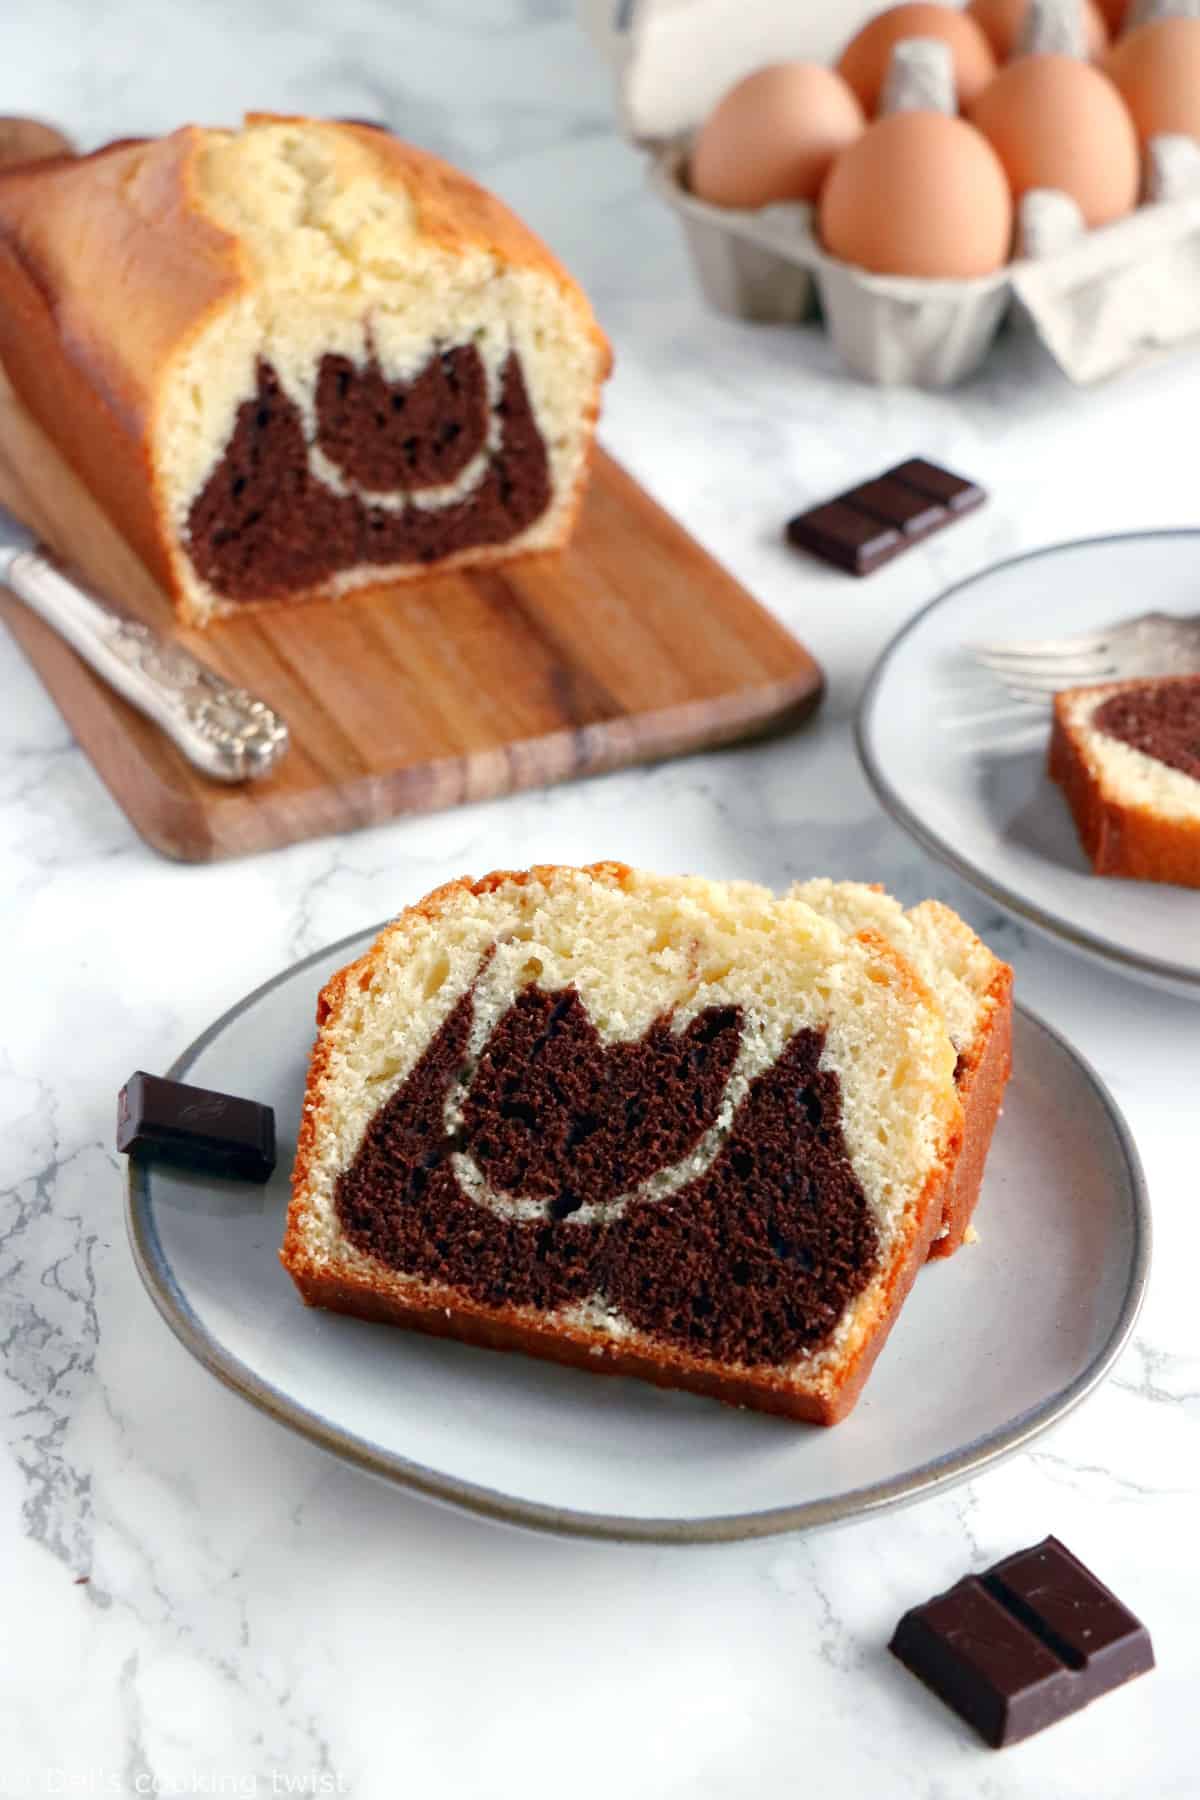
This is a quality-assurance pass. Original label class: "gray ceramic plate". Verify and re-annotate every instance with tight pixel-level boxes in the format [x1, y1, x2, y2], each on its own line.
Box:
[858, 532, 1200, 998]
[127, 928, 1149, 1543]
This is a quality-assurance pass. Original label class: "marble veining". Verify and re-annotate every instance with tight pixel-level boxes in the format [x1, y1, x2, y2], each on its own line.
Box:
[0, 3, 1196, 1795]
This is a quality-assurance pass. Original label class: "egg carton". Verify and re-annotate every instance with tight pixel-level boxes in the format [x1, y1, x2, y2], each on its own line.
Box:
[651, 143, 1200, 386]
[587, 0, 1200, 387]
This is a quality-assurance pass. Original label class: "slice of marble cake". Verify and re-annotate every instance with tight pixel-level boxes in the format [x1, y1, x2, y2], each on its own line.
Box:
[282, 863, 963, 1424]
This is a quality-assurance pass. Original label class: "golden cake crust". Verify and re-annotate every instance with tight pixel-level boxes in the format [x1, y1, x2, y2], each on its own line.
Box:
[929, 956, 1012, 1258]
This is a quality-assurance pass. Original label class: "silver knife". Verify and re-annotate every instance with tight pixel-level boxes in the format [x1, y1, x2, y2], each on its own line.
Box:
[0, 513, 289, 783]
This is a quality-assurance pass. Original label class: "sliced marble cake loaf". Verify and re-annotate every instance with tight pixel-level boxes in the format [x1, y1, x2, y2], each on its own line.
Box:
[282, 864, 963, 1424]
[1050, 675, 1200, 888]
[0, 115, 610, 624]
[792, 879, 1013, 1258]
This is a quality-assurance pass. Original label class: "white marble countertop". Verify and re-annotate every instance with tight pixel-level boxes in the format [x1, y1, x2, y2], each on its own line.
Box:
[2, 4, 1197, 1795]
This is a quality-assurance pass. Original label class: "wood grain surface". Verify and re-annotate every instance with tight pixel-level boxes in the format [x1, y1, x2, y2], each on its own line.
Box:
[0, 376, 823, 861]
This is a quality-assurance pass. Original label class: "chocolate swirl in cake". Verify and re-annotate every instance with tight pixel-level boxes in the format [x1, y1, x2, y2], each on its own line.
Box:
[334, 982, 880, 1367]
[1093, 677, 1200, 783]
[185, 346, 551, 601]
[313, 345, 489, 492]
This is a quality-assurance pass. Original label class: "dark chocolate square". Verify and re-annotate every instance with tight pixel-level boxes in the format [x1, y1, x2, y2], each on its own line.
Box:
[842, 476, 948, 540]
[984, 1538, 1154, 1679]
[117, 1071, 276, 1183]
[785, 500, 903, 576]
[890, 1537, 1154, 1750]
[892, 1579, 1071, 1747]
[784, 456, 985, 578]
[890, 457, 986, 515]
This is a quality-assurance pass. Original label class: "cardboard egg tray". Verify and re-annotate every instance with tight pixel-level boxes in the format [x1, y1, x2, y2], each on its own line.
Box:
[585, 0, 1200, 387]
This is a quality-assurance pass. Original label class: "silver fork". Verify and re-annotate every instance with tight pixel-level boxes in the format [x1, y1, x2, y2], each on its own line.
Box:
[968, 610, 1200, 705]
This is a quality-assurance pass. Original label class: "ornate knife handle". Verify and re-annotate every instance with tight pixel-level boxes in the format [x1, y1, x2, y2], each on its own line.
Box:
[2, 542, 288, 783]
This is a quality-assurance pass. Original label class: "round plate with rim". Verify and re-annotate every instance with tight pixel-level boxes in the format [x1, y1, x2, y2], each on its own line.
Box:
[857, 531, 1200, 997]
[127, 925, 1148, 1543]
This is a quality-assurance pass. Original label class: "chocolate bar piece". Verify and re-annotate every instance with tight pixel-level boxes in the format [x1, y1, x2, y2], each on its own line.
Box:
[785, 500, 903, 576]
[891, 456, 986, 515]
[842, 476, 946, 540]
[890, 1536, 1153, 1748]
[785, 457, 985, 577]
[117, 1070, 276, 1183]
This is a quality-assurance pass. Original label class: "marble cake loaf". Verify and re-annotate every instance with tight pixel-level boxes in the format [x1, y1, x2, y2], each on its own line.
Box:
[0, 115, 611, 625]
[792, 880, 1013, 1259]
[1050, 675, 1200, 888]
[282, 864, 964, 1424]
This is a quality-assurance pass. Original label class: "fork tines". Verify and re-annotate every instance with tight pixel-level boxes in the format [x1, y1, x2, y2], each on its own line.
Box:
[970, 631, 1111, 659]
[967, 608, 1200, 702]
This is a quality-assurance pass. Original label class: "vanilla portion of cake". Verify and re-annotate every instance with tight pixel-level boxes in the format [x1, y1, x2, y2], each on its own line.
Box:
[792, 878, 999, 1053]
[791, 877, 1014, 1259]
[149, 119, 606, 620]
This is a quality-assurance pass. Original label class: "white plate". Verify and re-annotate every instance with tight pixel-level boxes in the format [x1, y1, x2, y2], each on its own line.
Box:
[126, 928, 1148, 1543]
[857, 532, 1200, 997]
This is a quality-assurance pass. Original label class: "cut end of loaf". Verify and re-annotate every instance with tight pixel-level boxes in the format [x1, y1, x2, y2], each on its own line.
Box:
[283, 865, 964, 1422]
[151, 118, 609, 623]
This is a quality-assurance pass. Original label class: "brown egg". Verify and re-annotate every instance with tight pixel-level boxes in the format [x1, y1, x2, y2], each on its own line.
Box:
[1105, 17, 1200, 145]
[969, 55, 1139, 226]
[0, 116, 75, 172]
[836, 5, 998, 114]
[688, 63, 865, 209]
[820, 112, 1013, 277]
[966, 0, 1109, 62]
[1095, 0, 1129, 31]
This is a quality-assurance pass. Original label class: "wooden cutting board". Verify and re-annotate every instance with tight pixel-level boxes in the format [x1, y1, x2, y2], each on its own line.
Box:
[0, 375, 822, 861]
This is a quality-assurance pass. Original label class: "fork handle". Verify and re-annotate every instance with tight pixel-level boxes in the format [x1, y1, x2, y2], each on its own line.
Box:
[1, 542, 289, 783]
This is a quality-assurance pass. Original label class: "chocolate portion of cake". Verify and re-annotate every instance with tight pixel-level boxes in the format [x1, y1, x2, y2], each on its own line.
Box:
[314, 344, 488, 491]
[1092, 677, 1200, 783]
[461, 988, 743, 1211]
[334, 983, 880, 1365]
[185, 348, 551, 601]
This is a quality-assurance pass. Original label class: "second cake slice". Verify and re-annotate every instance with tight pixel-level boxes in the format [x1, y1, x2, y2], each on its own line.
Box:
[792, 879, 1013, 1257]
[1049, 675, 1200, 888]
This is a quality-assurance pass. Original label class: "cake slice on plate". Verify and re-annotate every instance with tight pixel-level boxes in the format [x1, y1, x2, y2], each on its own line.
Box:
[791, 879, 1013, 1258]
[0, 115, 611, 625]
[1050, 675, 1200, 888]
[283, 863, 963, 1424]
